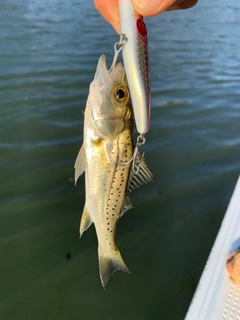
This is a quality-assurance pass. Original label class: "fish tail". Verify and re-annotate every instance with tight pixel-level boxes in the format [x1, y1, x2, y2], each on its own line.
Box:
[99, 248, 131, 289]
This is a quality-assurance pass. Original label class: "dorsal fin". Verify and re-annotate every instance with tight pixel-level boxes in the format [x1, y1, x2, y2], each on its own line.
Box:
[74, 145, 86, 185]
[128, 151, 153, 192]
[79, 206, 93, 237]
[120, 195, 133, 217]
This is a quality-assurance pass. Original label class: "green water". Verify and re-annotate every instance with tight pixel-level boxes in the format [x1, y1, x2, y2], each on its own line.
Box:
[1, 0, 240, 319]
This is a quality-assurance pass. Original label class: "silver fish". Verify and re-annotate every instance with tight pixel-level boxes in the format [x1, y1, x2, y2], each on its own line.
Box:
[74, 54, 153, 288]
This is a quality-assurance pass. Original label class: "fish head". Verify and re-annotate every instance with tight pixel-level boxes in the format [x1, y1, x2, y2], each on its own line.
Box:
[88, 54, 132, 139]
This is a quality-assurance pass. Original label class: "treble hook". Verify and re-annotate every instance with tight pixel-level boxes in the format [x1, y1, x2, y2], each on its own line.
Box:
[120, 134, 146, 175]
[132, 134, 146, 174]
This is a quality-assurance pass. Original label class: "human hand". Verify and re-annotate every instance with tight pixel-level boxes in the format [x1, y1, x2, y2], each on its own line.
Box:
[94, 0, 198, 34]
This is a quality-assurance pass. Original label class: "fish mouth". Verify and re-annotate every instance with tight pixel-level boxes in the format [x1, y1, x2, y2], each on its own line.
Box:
[96, 54, 108, 74]
[94, 54, 125, 82]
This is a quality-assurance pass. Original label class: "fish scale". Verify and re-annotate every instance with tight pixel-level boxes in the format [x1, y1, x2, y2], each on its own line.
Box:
[102, 136, 133, 248]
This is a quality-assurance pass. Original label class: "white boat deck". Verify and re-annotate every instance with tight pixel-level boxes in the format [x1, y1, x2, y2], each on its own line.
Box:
[185, 176, 240, 320]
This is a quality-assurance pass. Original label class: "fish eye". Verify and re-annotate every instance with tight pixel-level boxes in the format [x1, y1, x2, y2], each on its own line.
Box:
[112, 85, 129, 104]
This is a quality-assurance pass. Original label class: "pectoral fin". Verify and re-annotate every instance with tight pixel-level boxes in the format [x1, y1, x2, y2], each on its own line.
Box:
[103, 140, 116, 165]
[74, 145, 86, 185]
[79, 206, 92, 237]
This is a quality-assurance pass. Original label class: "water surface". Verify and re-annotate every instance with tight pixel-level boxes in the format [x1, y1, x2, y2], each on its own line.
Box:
[1, 0, 240, 319]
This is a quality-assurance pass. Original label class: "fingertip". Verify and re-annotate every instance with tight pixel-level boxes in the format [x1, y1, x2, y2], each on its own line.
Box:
[167, 0, 198, 10]
[94, 0, 120, 34]
[111, 21, 121, 34]
[132, 0, 197, 16]
[132, 0, 175, 16]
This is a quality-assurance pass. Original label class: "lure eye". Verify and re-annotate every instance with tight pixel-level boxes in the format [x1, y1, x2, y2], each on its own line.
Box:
[116, 89, 125, 99]
[112, 85, 129, 104]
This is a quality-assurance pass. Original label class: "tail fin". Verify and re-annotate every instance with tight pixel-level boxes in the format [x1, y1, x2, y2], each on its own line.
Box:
[99, 249, 131, 289]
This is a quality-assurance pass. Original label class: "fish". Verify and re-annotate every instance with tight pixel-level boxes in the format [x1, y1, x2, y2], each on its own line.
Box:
[74, 54, 153, 288]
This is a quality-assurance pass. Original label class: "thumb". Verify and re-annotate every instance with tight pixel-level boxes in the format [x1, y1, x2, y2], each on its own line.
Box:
[131, 0, 177, 16]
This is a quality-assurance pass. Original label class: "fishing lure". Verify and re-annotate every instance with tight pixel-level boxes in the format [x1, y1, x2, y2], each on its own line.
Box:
[118, 0, 151, 135]
[110, 35, 147, 175]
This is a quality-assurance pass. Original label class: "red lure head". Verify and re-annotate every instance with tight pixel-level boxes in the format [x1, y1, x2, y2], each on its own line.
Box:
[137, 19, 147, 37]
